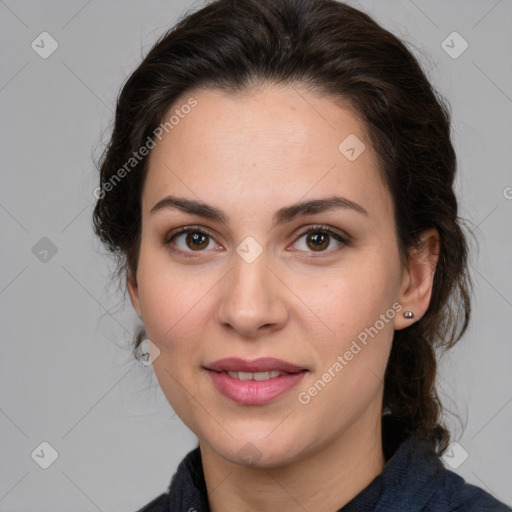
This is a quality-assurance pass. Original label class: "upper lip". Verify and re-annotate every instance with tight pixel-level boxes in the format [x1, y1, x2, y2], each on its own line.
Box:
[205, 357, 308, 373]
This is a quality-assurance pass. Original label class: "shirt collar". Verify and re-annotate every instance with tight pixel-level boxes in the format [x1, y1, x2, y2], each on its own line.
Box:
[167, 415, 443, 512]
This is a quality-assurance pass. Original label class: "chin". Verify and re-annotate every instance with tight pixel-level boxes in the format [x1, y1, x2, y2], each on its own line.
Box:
[201, 427, 309, 469]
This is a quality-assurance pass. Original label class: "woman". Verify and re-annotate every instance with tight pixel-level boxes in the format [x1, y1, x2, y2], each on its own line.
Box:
[92, 0, 511, 510]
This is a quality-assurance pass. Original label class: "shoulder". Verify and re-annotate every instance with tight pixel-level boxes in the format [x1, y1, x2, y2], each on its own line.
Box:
[134, 492, 169, 512]
[133, 445, 208, 512]
[433, 467, 511, 512]
[378, 426, 511, 512]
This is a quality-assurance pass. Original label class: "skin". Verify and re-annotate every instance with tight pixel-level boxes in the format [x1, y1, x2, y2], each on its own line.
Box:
[127, 83, 439, 512]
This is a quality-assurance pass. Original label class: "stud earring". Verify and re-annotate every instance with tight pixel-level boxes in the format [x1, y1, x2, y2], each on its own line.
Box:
[403, 311, 414, 319]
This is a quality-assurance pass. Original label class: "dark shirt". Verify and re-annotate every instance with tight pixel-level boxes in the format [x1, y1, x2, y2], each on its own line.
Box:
[135, 416, 511, 511]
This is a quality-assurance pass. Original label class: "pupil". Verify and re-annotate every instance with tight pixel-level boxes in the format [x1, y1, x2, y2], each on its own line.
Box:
[308, 232, 329, 251]
[187, 232, 208, 250]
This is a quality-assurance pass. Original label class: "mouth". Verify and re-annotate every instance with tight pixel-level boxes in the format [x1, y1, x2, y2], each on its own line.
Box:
[204, 357, 309, 404]
[219, 370, 299, 381]
[204, 356, 308, 374]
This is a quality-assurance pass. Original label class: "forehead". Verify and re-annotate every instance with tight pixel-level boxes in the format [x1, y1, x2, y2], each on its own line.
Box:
[143, 84, 392, 222]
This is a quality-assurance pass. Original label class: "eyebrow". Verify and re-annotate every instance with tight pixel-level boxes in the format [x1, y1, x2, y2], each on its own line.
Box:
[150, 195, 369, 226]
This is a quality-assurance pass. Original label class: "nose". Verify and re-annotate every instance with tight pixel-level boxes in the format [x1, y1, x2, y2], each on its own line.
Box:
[216, 252, 289, 337]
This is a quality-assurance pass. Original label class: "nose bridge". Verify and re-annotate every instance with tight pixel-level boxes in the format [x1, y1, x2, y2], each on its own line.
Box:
[217, 249, 288, 335]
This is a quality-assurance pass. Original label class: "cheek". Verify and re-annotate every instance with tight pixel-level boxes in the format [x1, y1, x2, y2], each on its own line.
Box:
[295, 257, 399, 337]
[135, 248, 213, 355]
[292, 253, 399, 397]
[137, 260, 214, 417]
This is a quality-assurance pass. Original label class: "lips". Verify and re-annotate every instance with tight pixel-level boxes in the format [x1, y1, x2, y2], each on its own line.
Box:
[205, 357, 307, 374]
[204, 357, 308, 405]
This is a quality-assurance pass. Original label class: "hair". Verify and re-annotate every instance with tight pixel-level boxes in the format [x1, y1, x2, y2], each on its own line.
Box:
[92, 0, 472, 455]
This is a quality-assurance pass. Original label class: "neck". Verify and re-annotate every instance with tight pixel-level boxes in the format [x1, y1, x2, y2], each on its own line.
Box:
[201, 406, 386, 512]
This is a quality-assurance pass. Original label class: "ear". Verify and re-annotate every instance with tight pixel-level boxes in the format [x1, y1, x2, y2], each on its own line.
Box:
[394, 228, 440, 330]
[127, 271, 142, 319]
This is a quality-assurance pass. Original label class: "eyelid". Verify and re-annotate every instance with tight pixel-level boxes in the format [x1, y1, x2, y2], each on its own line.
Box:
[163, 224, 219, 243]
[288, 224, 351, 254]
[293, 223, 351, 242]
[163, 225, 224, 256]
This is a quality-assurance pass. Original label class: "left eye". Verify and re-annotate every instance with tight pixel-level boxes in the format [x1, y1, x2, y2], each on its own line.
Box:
[291, 227, 348, 253]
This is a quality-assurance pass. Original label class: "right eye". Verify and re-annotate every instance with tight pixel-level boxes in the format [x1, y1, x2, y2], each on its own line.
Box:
[163, 226, 223, 255]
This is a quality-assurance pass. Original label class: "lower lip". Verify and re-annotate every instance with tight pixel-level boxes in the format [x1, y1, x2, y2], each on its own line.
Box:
[206, 370, 308, 405]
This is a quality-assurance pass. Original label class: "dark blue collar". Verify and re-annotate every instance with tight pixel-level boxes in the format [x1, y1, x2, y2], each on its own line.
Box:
[139, 415, 510, 511]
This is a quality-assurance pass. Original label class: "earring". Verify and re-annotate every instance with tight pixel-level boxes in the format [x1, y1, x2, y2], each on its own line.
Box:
[403, 311, 414, 319]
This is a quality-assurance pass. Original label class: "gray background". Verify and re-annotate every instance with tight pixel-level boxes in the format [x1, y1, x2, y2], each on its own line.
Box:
[1, 0, 511, 510]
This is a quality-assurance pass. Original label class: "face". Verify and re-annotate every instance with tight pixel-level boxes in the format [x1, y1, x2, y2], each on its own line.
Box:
[128, 84, 412, 468]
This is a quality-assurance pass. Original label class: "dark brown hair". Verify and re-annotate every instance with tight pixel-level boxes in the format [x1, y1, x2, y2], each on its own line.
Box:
[93, 0, 472, 455]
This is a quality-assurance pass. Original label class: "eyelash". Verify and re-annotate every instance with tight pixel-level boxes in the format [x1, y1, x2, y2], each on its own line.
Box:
[163, 224, 350, 258]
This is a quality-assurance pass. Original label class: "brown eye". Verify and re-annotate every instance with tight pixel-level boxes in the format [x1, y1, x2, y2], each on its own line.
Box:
[291, 226, 349, 254]
[185, 232, 210, 250]
[164, 227, 219, 254]
[306, 232, 330, 251]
